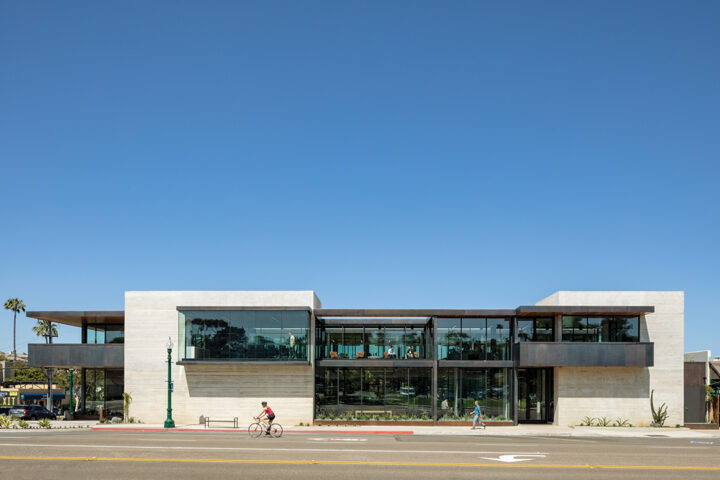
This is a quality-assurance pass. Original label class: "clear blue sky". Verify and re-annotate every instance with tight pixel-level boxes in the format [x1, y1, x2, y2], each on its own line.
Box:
[1, 1, 718, 355]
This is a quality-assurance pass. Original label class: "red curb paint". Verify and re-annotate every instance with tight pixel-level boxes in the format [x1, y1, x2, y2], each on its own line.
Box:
[91, 427, 413, 435]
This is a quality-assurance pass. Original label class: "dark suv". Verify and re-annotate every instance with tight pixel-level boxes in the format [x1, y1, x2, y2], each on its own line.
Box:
[9, 405, 57, 420]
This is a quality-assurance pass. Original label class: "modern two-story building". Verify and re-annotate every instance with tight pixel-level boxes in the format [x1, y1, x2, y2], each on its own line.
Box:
[27, 290, 684, 426]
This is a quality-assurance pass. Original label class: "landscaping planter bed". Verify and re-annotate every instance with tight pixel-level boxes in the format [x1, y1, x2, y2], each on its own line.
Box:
[437, 421, 513, 427]
[684, 423, 719, 430]
[315, 420, 433, 426]
[313, 420, 514, 426]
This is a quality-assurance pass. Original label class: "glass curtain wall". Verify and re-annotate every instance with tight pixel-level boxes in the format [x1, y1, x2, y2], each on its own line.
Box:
[180, 310, 309, 361]
[316, 325, 429, 359]
[562, 316, 639, 342]
[437, 368, 510, 420]
[315, 367, 432, 420]
[85, 324, 124, 344]
[438, 318, 511, 360]
[82, 369, 124, 417]
[517, 318, 554, 342]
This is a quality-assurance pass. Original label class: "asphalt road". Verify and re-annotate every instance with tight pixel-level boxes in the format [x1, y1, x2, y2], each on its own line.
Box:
[0, 429, 718, 479]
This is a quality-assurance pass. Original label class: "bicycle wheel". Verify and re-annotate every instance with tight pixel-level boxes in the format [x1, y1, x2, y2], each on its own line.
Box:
[248, 422, 264, 438]
[270, 423, 283, 438]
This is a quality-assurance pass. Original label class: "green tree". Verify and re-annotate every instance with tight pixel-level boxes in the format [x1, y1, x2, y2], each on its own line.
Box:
[8, 366, 47, 383]
[32, 320, 58, 344]
[4, 298, 26, 363]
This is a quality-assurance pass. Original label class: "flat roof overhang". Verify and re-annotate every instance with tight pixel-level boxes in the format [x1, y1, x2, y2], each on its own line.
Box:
[315, 309, 517, 318]
[26, 311, 124, 328]
[316, 306, 654, 318]
[515, 306, 655, 316]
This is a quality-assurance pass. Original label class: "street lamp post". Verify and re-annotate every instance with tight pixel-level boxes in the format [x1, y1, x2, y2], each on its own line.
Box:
[164, 337, 175, 428]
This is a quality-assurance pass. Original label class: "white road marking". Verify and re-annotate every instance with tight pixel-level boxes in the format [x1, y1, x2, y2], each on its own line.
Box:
[135, 439, 198, 442]
[0, 443, 546, 456]
[481, 454, 547, 463]
[309, 438, 368, 442]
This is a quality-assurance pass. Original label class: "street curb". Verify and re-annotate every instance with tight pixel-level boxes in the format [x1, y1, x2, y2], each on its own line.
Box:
[91, 426, 414, 435]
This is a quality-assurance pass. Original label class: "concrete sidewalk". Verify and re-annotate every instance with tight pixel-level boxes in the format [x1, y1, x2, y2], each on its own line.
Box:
[89, 422, 720, 439]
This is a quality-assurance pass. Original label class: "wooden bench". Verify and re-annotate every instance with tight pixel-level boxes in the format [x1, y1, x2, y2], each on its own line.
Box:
[355, 410, 392, 418]
[204, 417, 239, 428]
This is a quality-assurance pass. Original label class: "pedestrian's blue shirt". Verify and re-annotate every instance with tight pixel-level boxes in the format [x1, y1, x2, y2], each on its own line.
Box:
[474, 405, 482, 416]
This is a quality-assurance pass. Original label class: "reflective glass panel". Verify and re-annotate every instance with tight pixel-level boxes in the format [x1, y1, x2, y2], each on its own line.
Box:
[613, 316, 639, 342]
[367, 328, 385, 358]
[437, 367, 460, 418]
[534, 318, 554, 341]
[180, 310, 309, 361]
[461, 318, 486, 360]
[344, 328, 364, 359]
[586, 317, 603, 342]
[562, 316, 586, 342]
[326, 328, 343, 359]
[437, 318, 462, 360]
[517, 320, 534, 342]
[487, 318, 510, 360]
[403, 327, 424, 359]
[384, 328, 404, 359]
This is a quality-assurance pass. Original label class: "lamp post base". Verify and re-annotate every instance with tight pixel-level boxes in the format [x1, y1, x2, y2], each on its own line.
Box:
[164, 418, 175, 428]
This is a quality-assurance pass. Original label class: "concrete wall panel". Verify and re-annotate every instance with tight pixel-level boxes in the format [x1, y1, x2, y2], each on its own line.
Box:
[124, 291, 318, 425]
[537, 291, 684, 426]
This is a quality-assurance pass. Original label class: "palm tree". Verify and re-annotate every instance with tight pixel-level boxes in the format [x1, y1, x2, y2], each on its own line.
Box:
[4, 298, 26, 362]
[33, 320, 58, 344]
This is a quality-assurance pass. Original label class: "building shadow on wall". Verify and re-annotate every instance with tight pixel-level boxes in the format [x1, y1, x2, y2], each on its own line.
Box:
[183, 365, 312, 398]
[559, 367, 650, 398]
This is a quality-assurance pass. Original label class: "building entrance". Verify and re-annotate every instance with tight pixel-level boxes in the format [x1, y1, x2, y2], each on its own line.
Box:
[517, 368, 553, 423]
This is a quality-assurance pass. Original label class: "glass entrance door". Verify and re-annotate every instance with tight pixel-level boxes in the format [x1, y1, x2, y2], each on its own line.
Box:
[517, 368, 553, 423]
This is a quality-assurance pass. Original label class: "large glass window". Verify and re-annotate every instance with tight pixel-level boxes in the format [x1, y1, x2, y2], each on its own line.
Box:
[562, 316, 640, 342]
[316, 367, 432, 420]
[487, 318, 510, 360]
[438, 317, 511, 360]
[343, 328, 364, 359]
[437, 318, 463, 360]
[384, 328, 404, 359]
[85, 325, 124, 344]
[403, 327, 425, 359]
[437, 368, 510, 421]
[517, 318, 554, 342]
[316, 325, 431, 359]
[461, 318, 486, 360]
[180, 309, 310, 361]
[613, 316, 639, 342]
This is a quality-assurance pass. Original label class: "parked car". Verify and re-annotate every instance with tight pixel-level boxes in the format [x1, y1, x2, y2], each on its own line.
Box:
[0, 406, 11, 416]
[8, 405, 57, 420]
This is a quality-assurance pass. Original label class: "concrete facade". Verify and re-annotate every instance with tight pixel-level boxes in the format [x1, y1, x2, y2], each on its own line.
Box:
[124, 291, 321, 425]
[28, 289, 684, 427]
[537, 291, 684, 426]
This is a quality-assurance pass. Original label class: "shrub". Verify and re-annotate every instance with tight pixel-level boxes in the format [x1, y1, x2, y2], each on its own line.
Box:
[614, 418, 630, 427]
[0, 415, 13, 429]
[650, 390, 669, 427]
[16, 419, 29, 429]
[579, 416, 596, 426]
[38, 418, 52, 429]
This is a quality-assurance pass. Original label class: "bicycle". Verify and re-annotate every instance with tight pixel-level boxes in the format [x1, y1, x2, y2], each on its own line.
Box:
[248, 416, 283, 438]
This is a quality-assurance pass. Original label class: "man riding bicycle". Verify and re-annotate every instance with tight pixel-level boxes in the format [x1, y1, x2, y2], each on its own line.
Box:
[255, 401, 276, 436]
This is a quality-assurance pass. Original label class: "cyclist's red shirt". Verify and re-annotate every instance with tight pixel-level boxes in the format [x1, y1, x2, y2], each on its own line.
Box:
[264, 406, 274, 415]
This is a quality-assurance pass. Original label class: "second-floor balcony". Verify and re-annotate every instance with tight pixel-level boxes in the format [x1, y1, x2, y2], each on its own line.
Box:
[516, 342, 654, 367]
[28, 343, 124, 368]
